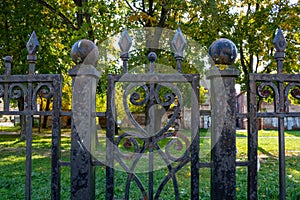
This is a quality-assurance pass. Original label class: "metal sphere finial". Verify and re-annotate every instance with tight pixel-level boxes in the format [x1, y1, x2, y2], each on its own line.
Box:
[209, 38, 237, 65]
[3, 56, 13, 63]
[148, 52, 157, 63]
[70, 39, 99, 66]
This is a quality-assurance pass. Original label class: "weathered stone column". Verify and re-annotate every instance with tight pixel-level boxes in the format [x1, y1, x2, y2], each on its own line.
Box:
[207, 38, 239, 200]
[69, 39, 100, 200]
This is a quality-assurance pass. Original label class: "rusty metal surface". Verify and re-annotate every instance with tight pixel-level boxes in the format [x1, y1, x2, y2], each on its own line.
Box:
[3, 27, 299, 200]
[246, 29, 298, 200]
[0, 32, 62, 200]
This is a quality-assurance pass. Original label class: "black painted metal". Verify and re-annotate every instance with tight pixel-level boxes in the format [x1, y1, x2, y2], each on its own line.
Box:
[4, 28, 299, 200]
[1, 31, 62, 200]
[106, 72, 200, 199]
[105, 28, 200, 200]
[247, 29, 300, 200]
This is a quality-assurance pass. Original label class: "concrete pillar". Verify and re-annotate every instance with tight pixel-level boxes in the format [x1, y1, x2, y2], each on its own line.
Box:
[69, 39, 100, 200]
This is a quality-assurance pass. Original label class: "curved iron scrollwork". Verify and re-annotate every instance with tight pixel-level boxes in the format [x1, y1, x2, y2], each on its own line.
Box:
[165, 132, 191, 162]
[257, 82, 279, 112]
[115, 81, 191, 199]
[290, 85, 300, 99]
[9, 83, 28, 100]
[32, 83, 54, 111]
[284, 83, 300, 111]
[114, 130, 191, 199]
[128, 84, 150, 106]
[123, 83, 150, 137]
[123, 82, 182, 138]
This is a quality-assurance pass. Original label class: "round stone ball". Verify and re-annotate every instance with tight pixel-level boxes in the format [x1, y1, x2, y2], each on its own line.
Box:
[70, 39, 98, 66]
[209, 38, 237, 65]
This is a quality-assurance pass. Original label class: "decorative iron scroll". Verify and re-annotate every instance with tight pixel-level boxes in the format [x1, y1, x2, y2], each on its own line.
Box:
[256, 81, 300, 113]
[123, 82, 182, 138]
[32, 83, 55, 111]
[284, 83, 300, 112]
[257, 82, 279, 112]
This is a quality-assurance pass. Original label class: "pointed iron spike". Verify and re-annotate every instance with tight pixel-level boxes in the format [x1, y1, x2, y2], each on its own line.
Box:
[171, 27, 187, 58]
[273, 28, 286, 52]
[177, 27, 182, 34]
[118, 28, 132, 53]
[26, 30, 40, 54]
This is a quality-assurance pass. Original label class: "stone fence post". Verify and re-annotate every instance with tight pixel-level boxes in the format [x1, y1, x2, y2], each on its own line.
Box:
[207, 38, 239, 200]
[69, 39, 100, 200]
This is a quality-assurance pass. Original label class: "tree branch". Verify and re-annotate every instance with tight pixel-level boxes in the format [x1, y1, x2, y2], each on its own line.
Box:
[124, 0, 145, 26]
[239, 42, 249, 76]
[255, 54, 259, 73]
[158, 3, 167, 27]
[36, 0, 78, 30]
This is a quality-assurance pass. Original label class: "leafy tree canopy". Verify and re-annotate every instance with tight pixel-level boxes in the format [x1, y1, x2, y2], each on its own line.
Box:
[0, 0, 299, 91]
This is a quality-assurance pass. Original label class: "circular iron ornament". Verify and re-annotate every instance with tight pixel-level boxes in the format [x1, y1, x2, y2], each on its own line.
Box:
[72, 27, 226, 176]
[209, 38, 237, 65]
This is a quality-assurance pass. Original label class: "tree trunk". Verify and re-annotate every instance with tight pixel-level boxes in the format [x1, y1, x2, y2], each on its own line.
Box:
[38, 96, 43, 133]
[42, 98, 51, 128]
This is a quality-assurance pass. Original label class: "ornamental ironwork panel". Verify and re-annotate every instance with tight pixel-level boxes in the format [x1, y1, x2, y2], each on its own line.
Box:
[105, 28, 200, 200]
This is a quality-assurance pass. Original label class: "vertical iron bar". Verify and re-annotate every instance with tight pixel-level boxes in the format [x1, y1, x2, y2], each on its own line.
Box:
[148, 146, 154, 200]
[148, 82, 155, 200]
[175, 57, 183, 73]
[171, 28, 186, 74]
[51, 75, 62, 200]
[147, 52, 157, 200]
[25, 114, 33, 200]
[25, 31, 38, 200]
[121, 53, 129, 74]
[278, 117, 286, 200]
[273, 28, 287, 200]
[25, 80, 33, 200]
[247, 74, 258, 200]
[106, 74, 115, 200]
[278, 81, 286, 200]
[119, 29, 132, 74]
[191, 75, 200, 200]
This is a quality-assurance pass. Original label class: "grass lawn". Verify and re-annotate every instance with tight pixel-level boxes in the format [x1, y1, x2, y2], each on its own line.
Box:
[0, 127, 299, 199]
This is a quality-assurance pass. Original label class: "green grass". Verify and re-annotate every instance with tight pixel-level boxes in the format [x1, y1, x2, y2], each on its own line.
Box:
[0, 128, 299, 199]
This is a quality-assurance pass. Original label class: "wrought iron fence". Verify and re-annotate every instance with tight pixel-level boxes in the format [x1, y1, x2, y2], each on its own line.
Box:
[1, 28, 299, 200]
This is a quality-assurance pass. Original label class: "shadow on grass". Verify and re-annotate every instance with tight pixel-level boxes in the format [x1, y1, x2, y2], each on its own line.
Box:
[258, 146, 275, 158]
